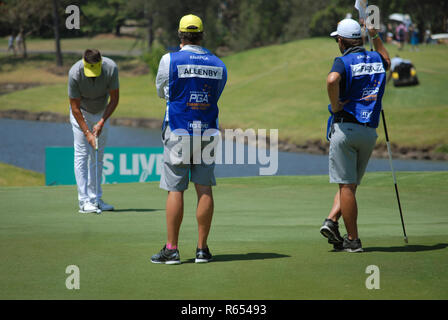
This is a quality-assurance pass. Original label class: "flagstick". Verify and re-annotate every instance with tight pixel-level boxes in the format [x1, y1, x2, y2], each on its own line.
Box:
[358, 2, 408, 244]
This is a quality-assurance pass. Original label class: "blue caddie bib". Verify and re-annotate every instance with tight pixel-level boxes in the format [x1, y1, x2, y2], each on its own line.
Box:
[166, 48, 227, 135]
[339, 50, 386, 128]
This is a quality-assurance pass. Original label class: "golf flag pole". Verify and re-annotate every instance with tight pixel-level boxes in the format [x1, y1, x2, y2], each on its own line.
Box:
[381, 112, 408, 243]
[354, 0, 408, 243]
[355, 0, 373, 50]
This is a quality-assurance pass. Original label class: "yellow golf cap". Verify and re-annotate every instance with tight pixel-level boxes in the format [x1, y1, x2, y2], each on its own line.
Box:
[179, 14, 203, 33]
[83, 58, 102, 77]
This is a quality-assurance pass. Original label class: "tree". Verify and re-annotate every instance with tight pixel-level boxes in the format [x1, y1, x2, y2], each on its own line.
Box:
[281, 0, 328, 41]
[81, 0, 128, 35]
[52, 0, 63, 66]
[0, 0, 52, 58]
[309, 2, 352, 37]
[118, 0, 158, 49]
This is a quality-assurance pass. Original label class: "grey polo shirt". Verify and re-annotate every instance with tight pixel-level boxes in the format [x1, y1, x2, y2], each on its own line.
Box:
[68, 57, 119, 114]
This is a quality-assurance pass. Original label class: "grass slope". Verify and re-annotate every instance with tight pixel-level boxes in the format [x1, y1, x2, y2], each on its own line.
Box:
[1, 38, 447, 147]
[0, 162, 44, 186]
[0, 172, 447, 300]
[0, 35, 142, 53]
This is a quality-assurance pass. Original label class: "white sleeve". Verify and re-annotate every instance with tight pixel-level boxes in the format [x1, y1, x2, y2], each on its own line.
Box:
[155, 53, 170, 100]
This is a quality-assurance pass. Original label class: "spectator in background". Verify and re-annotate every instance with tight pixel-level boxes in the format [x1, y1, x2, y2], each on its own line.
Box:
[396, 23, 407, 50]
[387, 31, 394, 44]
[386, 23, 394, 44]
[379, 23, 387, 42]
[403, 14, 412, 30]
[424, 29, 432, 45]
[7, 34, 16, 56]
[15, 32, 23, 55]
[409, 25, 419, 51]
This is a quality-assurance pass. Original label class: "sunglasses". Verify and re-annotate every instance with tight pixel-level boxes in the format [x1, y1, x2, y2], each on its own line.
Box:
[335, 36, 340, 43]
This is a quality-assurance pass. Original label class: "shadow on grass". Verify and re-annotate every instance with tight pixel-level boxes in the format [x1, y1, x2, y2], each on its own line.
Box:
[112, 208, 162, 213]
[184, 252, 290, 264]
[364, 243, 448, 253]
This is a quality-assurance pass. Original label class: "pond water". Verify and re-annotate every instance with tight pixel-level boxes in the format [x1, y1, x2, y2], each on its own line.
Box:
[1, 118, 447, 178]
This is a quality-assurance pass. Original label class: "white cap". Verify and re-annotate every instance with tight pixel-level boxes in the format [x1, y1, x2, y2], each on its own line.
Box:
[330, 19, 362, 39]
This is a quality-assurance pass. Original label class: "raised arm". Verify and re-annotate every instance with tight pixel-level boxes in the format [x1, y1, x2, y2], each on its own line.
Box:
[368, 28, 391, 71]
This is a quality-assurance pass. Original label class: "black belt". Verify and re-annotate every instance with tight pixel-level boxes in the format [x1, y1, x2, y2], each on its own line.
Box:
[333, 117, 372, 128]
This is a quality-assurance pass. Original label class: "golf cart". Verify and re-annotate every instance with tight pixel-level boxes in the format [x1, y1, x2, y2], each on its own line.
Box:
[389, 57, 420, 87]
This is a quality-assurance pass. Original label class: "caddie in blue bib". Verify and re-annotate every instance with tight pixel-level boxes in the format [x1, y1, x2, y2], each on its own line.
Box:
[152, 14, 229, 264]
[326, 47, 387, 141]
[339, 50, 386, 127]
[321, 18, 391, 252]
[167, 48, 227, 135]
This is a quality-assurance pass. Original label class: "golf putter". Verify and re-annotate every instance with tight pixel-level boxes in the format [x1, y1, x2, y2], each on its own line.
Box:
[95, 136, 101, 214]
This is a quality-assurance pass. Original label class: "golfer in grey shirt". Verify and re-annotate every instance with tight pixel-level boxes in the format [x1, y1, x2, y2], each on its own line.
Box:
[68, 49, 119, 213]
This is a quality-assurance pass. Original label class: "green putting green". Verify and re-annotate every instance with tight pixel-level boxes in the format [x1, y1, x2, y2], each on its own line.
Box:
[0, 172, 447, 299]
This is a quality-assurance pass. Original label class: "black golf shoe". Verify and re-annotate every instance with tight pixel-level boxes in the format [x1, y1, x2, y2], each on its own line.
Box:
[150, 245, 181, 264]
[320, 219, 344, 246]
[343, 235, 363, 253]
[195, 247, 212, 263]
[332, 242, 344, 251]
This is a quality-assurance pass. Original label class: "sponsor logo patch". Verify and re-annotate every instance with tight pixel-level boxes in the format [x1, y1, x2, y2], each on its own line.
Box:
[187, 89, 212, 109]
[361, 110, 373, 119]
[351, 62, 385, 77]
[188, 121, 209, 130]
[178, 64, 223, 79]
[361, 86, 380, 101]
[190, 55, 209, 61]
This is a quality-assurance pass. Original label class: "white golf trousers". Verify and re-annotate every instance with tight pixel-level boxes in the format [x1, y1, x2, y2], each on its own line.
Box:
[70, 108, 109, 205]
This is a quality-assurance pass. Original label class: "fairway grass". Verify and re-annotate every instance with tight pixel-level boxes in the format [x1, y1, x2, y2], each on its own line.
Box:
[0, 162, 44, 187]
[0, 172, 447, 300]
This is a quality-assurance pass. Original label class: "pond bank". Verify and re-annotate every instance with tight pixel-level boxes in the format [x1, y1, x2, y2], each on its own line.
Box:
[1, 109, 446, 161]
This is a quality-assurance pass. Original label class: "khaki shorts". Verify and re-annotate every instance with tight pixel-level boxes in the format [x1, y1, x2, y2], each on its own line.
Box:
[329, 122, 378, 185]
[159, 125, 217, 192]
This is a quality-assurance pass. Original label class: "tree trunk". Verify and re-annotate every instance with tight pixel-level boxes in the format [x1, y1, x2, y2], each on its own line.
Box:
[143, 1, 154, 50]
[147, 14, 153, 50]
[115, 23, 121, 37]
[52, 0, 63, 66]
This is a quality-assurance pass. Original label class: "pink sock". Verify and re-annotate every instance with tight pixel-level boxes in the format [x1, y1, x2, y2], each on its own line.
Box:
[166, 243, 177, 250]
